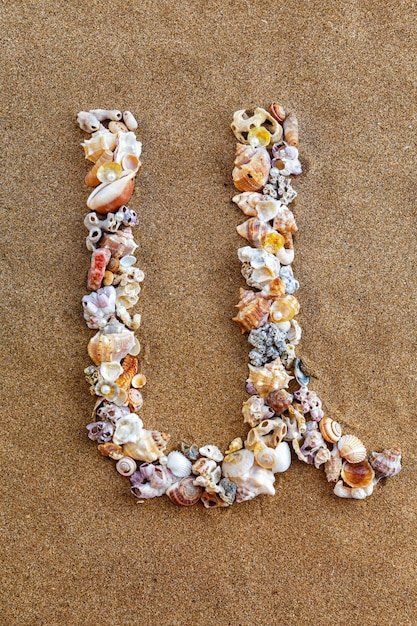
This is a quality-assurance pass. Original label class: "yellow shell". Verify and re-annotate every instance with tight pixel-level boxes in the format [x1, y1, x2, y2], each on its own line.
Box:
[232, 144, 271, 192]
[247, 358, 293, 399]
[85, 150, 114, 187]
[233, 288, 272, 334]
[96, 161, 123, 184]
[338, 434, 367, 463]
[261, 232, 285, 254]
[247, 126, 271, 148]
[319, 417, 342, 443]
[269, 295, 300, 324]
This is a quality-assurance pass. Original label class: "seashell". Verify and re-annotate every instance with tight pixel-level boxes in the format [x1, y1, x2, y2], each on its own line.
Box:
[181, 442, 200, 461]
[103, 270, 114, 286]
[87, 247, 111, 291]
[119, 254, 137, 268]
[85, 150, 114, 187]
[86, 421, 114, 443]
[88, 319, 135, 365]
[280, 265, 299, 295]
[294, 358, 310, 386]
[113, 413, 143, 445]
[222, 449, 255, 480]
[260, 232, 286, 255]
[369, 447, 402, 481]
[262, 277, 286, 298]
[247, 126, 271, 148]
[232, 144, 271, 192]
[266, 389, 293, 415]
[276, 246, 295, 265]
[233, 288, 272, 334]
[255, 441, 291, 473]
[324, 443, 343, 482]
[123, 110, 138, 131]
[82, 129, 118, 162]
[77, 111, 101, 133]
[99, 361, 123, 382]
[248, 321, 287, 367]
[333, 479, 374, 500]
[247, 358, 293, 399]
[232, 191, 264, 216]
[268, 102, 286, 123]
[246, 418, 287, 450]
[116, 456, 137, 477]
[236, 218, 272, 247]
[123, 430, 170, 463]
[131, 373, 146, 388]
[107, 257, 120, 273]
[100, 227, 138, 258]
[293, 386, 324, 421]
[218, 477, 237, 505]
[96, 161, 123, 184]
[87, 171, 135, 214]
[127, 388, 143, 412]
[282, 404, 307, 441]
[130, 464, 176, 499]
[341, 460, 375, 489]
[95, 400, 130, 424]
[272, 206, 298, 235]
[338, 434, 367, 463]
[272, 144, 302, 177]
[166, 451, 192, 478]
[231, 108, 283, 144]
[199, 445, 224, 463]
[225, 437, 243, 455]
[115, 354, 138, 389]
[122, 154, 140, 173]
[108, 120, 129, 134]
[129, 337, 141, 357]
[269, 295, 300, 324]
[235, 465, 276, 502]
[89, 108, 122, 122]
[283, 113, 299, 146]
[97, 441, 124, 460]
[319, 417, 342, 443]
[82, 285, 116, 329]
[242, 395, 274, 427]
[166, 476, 203, 506]
[238, 246, 281, 288]
[201, 491, 229, 508]
[114, 131, 142, 165]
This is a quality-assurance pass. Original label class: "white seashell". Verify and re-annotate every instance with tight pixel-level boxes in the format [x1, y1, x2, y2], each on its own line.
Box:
[113, 413, 143, 445]
[255, 198, 282, 222]
[235, 465, 276, 502]
[89, 108, 122, 122]
[119, 255, 137, 268]
[255, 441, 291, 473]
[242, 395, 273, 427]
[276, 321, 291, 333]
[123, 429, 169, 463]
[192, 457, 218, 477]
[222, 449, 254, 479]
[129, 338, 141, 356]
[82, 286, 116, 329]
[81, 129, 118, 162]
[114, 131, 142, 164]
[238, 246, 281, 288]
[123, 110, 138, 131]
[99, 361, 123, 383]
[199, 445, 224, 462]
[286, 319, 302, 345]
[232, 192, 263, 216]
[166, 451, 192, 478]
[77, 111, 101, 133]
[231, 108, 283, 144]
[116, 456, 137, 476]
[276, 247, 295, 265]
[247, 358, 293, 398]
[333, 480, 374, 500]
[338, 434, 367, 463]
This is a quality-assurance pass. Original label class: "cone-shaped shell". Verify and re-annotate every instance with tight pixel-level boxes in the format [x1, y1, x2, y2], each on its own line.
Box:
[236, 218, 272, 247]
[283, 113, 299, 146]
[338, 434, 367, 463]
[88, 320, 135, 365]
[369, 447, 402, 479]
[232, 144, 270, 192]
[341, 460, 375, 489]
[87, 171, 135, 214]
[269, 103, 286, 123]
[166, 476, 202, 506]
[319, 417, 342, 443]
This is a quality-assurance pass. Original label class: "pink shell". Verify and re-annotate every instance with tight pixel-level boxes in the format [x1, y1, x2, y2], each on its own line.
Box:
[87, 248, 111, 291]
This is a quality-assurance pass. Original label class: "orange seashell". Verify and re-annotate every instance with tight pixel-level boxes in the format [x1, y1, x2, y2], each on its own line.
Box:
[87, 171, 135, 214]
[273, 207, 298, 235]
[97, 442, 124, 459]
[319, 417, 342, 443]
[269, 102, 286, 123]
[201, 491, 229, 508]
[85, 150, 114, 187]
[233, 288, 272, 333]
[88, 319, 135, 365]
[269, 295, 300, 324]
[265, 277, 286, 298]
[232, 144, 270, 192]
[341, 460, 375, 489]
[283, 113, 299, 147]
[116, 354, 138, 389]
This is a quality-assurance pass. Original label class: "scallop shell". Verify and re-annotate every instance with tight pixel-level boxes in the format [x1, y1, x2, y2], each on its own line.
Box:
[268, 102, 286, 123]
[232, 144, 271, 192]
[166, 476, 203, 506]
[283, 113, 299, 146]
[324, 444, 343, 482]
[247, 358, 293, 399]
[319, 417, 342, 443]
[341, 460, 375, 489]
[88, 319, 135, 365]
[231, 108, 283, 144]
[236, 218, 272, 247]
[166, 451, 192, 478]
[116, 456, 137, 477]
[87, 171, 135, 214]
[269, 295, 300, 324]
[82, 129, 118, 162]
[233, 288, 272, 334]
[115, 354, 138, 389]
[369, 447, 402, 480]
[338, 434, 367, 463]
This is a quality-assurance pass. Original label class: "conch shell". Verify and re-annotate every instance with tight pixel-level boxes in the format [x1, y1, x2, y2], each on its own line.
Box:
[324, 443, 343, 482]
[222, 449, 275, 502]
[231, 108, 283, 144]
[369, 447, 402, 481]
[232, 144, 271, 192]
[87, 171, 135, 214]
[233, 288, 272, 334]
[236, 218, 272, 247]
[81, 129, 117, 162]
[88, 319, 135, 365]
[247, 358, 293, 398]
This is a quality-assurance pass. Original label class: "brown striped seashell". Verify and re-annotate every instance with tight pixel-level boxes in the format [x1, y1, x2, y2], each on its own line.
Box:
[201, 491, 229, 509]
[232, 144, 271, 192]
[233, 288, 272, 334]
[88, 319, 135, 365]
[269, 103, 286, 123]
[166, 476, 203, 506]
[341, 460, 375, 489]
[324, 444, 343, 482]
[319, 417, 342, 443]
[116, 456, 137, 477]
[87, 171, 135, 214]
[283, 113, 299, 146]
[369, 447, 402, 480]
[272, 207, 298, 235]
[266, 389, 293, 415]
[338, 434, 367, 463]
[85, 150, 114, 187]
[116, 354, 138, 389]
[236, 218, 272, 247]
[97, 442, 124, 460]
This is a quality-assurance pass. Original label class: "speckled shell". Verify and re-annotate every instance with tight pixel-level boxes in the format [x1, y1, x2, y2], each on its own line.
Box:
[341, 460, 375, 489]
[166, 451, 192, 478]
[247, 358, 293, 399]
[232, 144, 271, 192]
[338, 434, 367, 463]
[97, 441, 124, 460]
[236, 218, 272, 247]
[369, 447, 402, 479]
[88, 320, 135, 365]
[233, 288, 272, 334]
[266, 390, 293, 415]
[166, 477, 203, 506]
[115, 354, 138, 389]
[319, 417, 342, 443]
[272, 206, 298, 234]
[87, 171, 135, 214]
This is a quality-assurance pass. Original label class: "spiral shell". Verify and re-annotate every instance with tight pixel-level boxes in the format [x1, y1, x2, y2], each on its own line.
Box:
[341, 460, 375, 489]
[97, 442, 124, 460]
[88, 320, 135, 365]
[338, 434, 367, 463]
[283, 113, 299, 147]
[236, 218, 272, 247]
[369, 447, 402, 480]
[324, 444, 343, 482]
[255, 441, 291, 473]
[265, 390, 293, 415]
[116, 456, 137, 476]
[222, 449, 254, 480]
[319, 417, 342, 443]
[232, 144, 271, 192]
[166, 476, 203, 506]
[233, 288, 272, 334]
[268, 102, 286, 123]
[166, 451, 192, 478]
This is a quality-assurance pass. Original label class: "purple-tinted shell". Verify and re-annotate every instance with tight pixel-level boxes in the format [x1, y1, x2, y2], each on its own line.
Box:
[130, 464, 176, 499]
[246, 382, 257, 395]
[86, 421, 114, 442]
[118, 205, 139, 226]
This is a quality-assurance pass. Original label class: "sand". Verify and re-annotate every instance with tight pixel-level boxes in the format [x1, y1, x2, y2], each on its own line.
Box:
[1, 1, 416, 624]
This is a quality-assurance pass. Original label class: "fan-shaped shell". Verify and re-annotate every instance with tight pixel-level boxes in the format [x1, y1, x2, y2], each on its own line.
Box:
[341, 460, 375, 489]
[87, 171, 135, 214]
[319, 417, 342, 443]
[232, 144, 271, 192]
[369, 447, 402, 479]
[88, 320, 135, 365]
[233, 289, 272, 334]
[166, 451, 192, 478]
[338, 434, 367, 463]
[166, 477, 202, 506]
[116, 457, 137, 476]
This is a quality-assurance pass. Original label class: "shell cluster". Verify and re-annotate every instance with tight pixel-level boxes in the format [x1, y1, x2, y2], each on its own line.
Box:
[80, 106, 401, 508]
